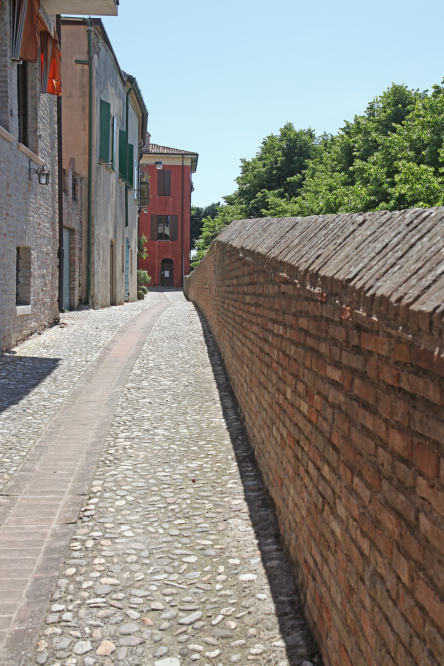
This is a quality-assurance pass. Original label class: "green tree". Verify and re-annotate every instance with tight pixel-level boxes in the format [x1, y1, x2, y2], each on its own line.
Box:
[190, 203, 220, 248]
[191, 81, 444, 268]
[191, 124, 318, 266]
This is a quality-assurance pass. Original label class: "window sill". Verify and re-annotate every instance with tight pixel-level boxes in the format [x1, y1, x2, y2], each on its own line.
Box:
[0, 125, 14, 143]
[16, 305, 31, 316]
[98, 161, 116, 174]
[17, 143, 43, 165]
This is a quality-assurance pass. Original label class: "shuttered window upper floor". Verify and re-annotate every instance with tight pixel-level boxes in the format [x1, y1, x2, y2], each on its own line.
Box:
[157, 169, 171, 196]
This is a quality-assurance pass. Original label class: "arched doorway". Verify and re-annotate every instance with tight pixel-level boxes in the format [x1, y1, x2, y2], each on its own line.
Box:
[161, 258, 174, 287]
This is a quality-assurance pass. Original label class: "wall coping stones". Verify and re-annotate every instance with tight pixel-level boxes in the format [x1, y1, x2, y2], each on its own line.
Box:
[0, 125, 14, 143]
[17, 142, 44, 165]
[214, 209, 444, 340]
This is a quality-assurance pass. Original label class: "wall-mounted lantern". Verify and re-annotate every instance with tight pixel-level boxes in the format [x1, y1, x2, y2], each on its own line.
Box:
[155, 161, 163, 170]
[29, 160, 52, 185]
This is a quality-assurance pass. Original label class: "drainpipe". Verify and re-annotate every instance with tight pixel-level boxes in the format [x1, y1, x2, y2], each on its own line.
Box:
[56, 15, 64, 312]
[125, 82, 135, 229]
[181, 153, 184, 287]
[75, 18, 93, 305]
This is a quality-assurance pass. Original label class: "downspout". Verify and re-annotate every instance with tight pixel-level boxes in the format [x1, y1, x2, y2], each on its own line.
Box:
[76, 18, 93, 305]
[56, 15, 64, 312]
[181, 154, 184, 287]
[125, 82, 135, 229]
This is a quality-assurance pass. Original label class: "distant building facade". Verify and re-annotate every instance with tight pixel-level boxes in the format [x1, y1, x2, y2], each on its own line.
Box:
[139, 140, 198, 287]
[61, 17, 147, 308]
[0, 0, 61, 353]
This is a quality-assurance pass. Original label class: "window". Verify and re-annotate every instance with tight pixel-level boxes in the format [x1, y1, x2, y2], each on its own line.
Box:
[40, 31, 52, 95]
[17, 61, 28, 146]
[111, 116, 116, 168]
[121, 244, 124, 271]
[127, 143, 134, 187]
[119, 129, 128, 181]
[16, 247, 31, 305]
[62, 168, 68, 194]
[130, 250, 133, 275]
[134, 160, 138, 200]
[158, 215, 170, 240]
[72, 174, 77, 200]
[99, 99, 111, 163]
[157, 169, 171, 196]
[150, 214, 178, 241]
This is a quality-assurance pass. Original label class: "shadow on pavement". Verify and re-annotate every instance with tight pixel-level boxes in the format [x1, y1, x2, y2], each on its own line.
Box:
[194, 306, 323, 666]
[0, 355, 60, 414]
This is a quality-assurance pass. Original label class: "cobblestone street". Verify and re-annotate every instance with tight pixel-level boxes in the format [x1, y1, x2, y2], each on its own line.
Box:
[0, 291, 319, 666]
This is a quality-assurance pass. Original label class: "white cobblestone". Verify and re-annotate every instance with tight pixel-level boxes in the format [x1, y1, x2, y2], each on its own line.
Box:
[28, 291, 320, 666]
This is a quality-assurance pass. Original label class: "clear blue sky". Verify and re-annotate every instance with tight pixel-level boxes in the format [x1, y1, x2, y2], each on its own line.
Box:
[93, 0, 444, 207]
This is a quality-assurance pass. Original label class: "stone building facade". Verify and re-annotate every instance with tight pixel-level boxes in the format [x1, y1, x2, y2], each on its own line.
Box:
[61, 18, 148, 309]
[0, 1, 60, 352]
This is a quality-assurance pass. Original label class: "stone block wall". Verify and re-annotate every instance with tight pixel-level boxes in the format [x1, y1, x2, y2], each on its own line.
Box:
[185, 209, 444, 666]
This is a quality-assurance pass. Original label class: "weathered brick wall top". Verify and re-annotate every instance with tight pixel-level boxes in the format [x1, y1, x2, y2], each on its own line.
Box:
[217, 208, 444, 339]
[185, 208, 444, 666]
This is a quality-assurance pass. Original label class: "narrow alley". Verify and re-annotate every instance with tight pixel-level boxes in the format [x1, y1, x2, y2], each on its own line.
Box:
[0, 292, 319, 666]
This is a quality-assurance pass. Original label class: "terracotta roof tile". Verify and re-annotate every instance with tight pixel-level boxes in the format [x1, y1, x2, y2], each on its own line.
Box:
[143, 143, 198, 156]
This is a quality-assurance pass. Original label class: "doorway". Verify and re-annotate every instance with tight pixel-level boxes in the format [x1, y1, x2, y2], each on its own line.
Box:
[125, 238, 130, 301]
[110, 241, 116, 305]
[161, 258, 174, 287]
[63, 227, 70, 310]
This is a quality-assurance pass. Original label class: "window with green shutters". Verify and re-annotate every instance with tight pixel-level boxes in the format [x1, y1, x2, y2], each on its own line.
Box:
[111, 116, 116, 168]
[119, 129, 128, 182]
[127, 143, 134, 188]
[99, 99, 111, 163]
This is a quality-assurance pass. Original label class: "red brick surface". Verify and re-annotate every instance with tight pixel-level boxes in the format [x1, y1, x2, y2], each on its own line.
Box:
[185, 209, 444, 666]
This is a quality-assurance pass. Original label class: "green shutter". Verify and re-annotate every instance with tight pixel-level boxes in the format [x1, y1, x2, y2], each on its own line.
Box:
[99, 99, 110, 163]
[119, 129, 128, 181]
[110, 116, 115, 167]
[127, 143, 134, 188]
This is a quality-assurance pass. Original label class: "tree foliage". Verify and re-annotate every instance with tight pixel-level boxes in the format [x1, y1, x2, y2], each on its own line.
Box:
[190, 202, 220, 248]
[192, 81, 444, 267]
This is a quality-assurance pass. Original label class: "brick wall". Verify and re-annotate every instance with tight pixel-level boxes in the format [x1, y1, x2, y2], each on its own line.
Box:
[185, 209, 444, 666]
[0, 1, 59, 352]
[63, 158, 83, 309]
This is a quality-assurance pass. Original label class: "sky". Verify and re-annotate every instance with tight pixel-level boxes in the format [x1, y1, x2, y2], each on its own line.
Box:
[90, 0, 444, 207]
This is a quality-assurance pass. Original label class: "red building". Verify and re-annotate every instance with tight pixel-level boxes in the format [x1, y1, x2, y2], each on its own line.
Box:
[139, 140, 198, 287]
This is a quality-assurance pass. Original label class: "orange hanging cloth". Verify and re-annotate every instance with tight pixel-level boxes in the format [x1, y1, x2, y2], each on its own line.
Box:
[19, 0, 41, 62]
[47, 40, 62, 96]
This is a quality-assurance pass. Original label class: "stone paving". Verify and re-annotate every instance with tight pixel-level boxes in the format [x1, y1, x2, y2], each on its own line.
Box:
[1, 290, 321, 666]
[0, 295, 159, 493]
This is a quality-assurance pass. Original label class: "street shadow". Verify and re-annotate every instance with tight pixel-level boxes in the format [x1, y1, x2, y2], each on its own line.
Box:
[193, 306, 323, 666]
[149, 287, 183, 292]
[0, 355, 60, 414]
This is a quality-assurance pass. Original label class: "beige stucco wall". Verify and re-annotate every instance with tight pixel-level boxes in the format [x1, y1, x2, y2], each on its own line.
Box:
[62, 21, 139, 309]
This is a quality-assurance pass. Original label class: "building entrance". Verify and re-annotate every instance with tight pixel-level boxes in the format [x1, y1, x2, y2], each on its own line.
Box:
[161, 258, 174, 287]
